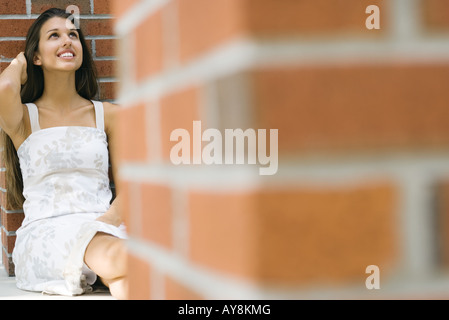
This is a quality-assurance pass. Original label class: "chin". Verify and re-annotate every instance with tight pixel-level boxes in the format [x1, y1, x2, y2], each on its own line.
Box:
[48, 61, 82, 72]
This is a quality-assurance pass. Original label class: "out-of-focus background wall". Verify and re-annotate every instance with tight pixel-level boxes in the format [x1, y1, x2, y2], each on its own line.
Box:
[1, 0, 449, 300]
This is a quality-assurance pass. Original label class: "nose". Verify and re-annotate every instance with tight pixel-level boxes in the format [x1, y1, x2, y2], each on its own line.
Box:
[62, 34, 72, 47]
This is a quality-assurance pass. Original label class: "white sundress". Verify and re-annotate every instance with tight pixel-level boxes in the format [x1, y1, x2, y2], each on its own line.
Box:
[12, 100, 127, 296]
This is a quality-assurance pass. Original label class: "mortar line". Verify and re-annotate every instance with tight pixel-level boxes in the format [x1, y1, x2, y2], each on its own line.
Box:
[116, 37, 449, 106]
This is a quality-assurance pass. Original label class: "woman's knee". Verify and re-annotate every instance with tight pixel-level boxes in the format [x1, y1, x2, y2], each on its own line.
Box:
[85, 233, 127, 280]
[105, 238, 127, 269]
[109, 277, 129, 300]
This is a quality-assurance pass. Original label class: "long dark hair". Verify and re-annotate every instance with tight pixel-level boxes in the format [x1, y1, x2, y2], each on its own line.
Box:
[1, 8, 99, 209]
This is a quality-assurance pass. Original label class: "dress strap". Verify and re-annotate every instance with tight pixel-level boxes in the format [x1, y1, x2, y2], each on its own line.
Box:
[25, 103, 41, 133]
[92, 100, 105, 131]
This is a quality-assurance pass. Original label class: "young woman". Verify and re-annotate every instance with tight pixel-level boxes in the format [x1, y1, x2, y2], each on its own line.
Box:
[0, 8, 128, 299]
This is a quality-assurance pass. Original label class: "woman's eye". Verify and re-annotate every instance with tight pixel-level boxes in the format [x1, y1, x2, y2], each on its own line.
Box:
[70, 32, 78, 38]
[49, 33, 59, 39]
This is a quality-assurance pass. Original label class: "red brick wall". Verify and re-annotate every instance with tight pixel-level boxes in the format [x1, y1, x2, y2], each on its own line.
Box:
[114, 0, 449, 299]
[0, 0, 117, 276]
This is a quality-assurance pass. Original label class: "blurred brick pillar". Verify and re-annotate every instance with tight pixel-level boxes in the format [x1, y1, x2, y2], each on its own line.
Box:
[114, 0, 449, 299]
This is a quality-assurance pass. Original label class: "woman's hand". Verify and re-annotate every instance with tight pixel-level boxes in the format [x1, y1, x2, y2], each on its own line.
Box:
[11, 52, 28, 85]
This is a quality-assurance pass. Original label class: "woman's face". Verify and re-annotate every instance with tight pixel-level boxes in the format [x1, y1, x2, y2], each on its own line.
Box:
[34, 17, 83, 73]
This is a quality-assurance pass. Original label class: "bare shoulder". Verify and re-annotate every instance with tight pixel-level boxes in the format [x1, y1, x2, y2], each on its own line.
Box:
[102, 101, 120, 136]
[103, 101, 120, 114]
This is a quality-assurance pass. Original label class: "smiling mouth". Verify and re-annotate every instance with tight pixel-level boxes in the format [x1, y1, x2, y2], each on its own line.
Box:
[58, 52, 75, 59]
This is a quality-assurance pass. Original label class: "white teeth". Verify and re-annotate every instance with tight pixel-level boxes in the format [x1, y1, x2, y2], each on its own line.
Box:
[59, 52, 74, 58]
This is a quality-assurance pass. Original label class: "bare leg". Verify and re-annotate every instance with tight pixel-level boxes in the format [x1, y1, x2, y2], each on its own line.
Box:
[84, 232, 128, 300]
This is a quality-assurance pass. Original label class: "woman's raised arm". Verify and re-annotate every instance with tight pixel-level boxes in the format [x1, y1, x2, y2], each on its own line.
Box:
[0, 52, 27, 135]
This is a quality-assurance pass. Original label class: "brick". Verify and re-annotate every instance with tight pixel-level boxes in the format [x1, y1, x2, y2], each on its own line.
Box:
[134, 11, 164, 81]
[160, 87, 201, 161]
[2, 250, 15, 276]
[0, 19, 34, 37]
[0, 62, 10, 73]
[115, 103, 148, 163]
[250, 64, 449, 155]
[177, 0, 386, 62]
[83, 18, 115, 36]
[177, 0, 245, 63]
[0, 0, 26, 14]
[140, 183, 173, 249]
[1, 211, 24, 232]
[127, 252, 151, 300]
[95, 39, 116, 57]
[189, 182, 397, 285]
[243, 0, 386, 36]
[189, 191, 257, 280]
[436, 181, 449, 268]
[85, 39, 93, 53]
[0, 41, 26, 59]
[165, 276, 204, 300]
[31, 0, 91, 14]
[421, 0, 449, 31]
[98, 81, 117, 101]
[95, 60, 115, 78]
[94, 0, 112, 14]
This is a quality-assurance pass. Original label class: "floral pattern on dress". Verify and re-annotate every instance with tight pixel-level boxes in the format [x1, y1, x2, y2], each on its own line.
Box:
[17, 127, 112, 226]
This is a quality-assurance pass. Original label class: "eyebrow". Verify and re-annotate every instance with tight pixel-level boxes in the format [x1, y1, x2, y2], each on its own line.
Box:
[46, 28, 78, 34]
